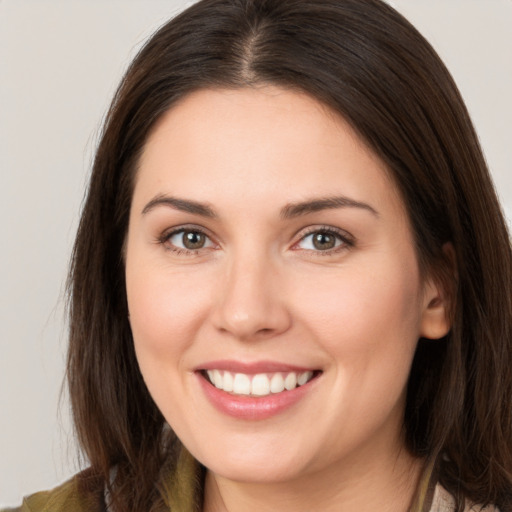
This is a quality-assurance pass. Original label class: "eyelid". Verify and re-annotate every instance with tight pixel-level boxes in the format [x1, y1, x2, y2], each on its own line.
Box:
[158, 224, 218, 253]
[291, 225, 355, 252]
[156, 223, 354, 256]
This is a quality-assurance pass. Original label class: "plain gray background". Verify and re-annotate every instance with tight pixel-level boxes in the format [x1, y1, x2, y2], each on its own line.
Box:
[1, 0, 511, 506]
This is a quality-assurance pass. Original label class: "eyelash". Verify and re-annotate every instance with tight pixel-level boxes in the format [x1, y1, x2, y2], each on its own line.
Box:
[157, 225, 355, 257]
[294, 225, 355, 256]
[157, 225, 214, 256]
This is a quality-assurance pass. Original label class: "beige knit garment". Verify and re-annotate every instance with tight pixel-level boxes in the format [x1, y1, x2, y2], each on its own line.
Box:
[429, 484, 500, 512]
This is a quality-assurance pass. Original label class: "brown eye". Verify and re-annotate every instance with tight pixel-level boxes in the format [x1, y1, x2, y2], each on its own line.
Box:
[167, 229, 214, 251]
[296, 228, 351, 253]
[182, 231, 206, 249]
[312, 232, 336, 250]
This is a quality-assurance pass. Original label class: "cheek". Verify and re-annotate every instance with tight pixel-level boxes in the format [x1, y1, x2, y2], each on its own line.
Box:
[293, 256, 422, 366]
[291, 258, 422, 441]
[126, 261, 214, 362]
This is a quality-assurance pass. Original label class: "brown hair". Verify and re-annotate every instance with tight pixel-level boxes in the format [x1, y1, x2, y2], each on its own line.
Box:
[67, 0, 512, 510]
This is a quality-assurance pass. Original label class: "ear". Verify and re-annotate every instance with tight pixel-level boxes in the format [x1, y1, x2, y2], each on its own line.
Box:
[419, 243, 457, 340]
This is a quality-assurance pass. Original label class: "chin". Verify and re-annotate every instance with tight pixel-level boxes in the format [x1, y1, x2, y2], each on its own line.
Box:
[207, 457, 307, 484]
[191, 435, 313, 484]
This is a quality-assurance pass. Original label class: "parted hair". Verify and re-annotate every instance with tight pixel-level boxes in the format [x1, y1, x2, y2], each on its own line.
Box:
[67, 0, 512, 510]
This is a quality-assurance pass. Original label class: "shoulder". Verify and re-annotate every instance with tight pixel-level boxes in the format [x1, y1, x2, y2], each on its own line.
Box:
[430, 483, 501, 512]
[1, 469, 106, 512]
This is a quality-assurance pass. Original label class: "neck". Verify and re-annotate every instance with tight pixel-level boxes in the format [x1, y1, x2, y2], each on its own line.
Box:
[203, 446, 425, 512]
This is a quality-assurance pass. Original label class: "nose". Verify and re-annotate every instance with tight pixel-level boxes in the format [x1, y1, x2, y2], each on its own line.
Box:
[212, 253, 291, 341]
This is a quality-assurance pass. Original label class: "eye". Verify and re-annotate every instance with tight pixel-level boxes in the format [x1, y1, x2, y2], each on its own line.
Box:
[295, 227, 353, 253]
[164, 228, 215, 252]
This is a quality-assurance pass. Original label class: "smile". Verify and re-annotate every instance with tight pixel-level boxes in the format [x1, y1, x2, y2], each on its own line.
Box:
[196, 361, 322, 420]
[205, 370, 315, 397]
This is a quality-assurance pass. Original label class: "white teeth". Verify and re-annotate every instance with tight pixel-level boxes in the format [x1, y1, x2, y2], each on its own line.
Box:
[251, 373, 270, 396]
[213, 369, 223, 389]
[270, 373, 285, 393]
[233, 373, 251, 395]
[298, 371, 313, 386]
[205, 369, 315, 396]
[284, 372, 297, 390]
[223, 371, 234, 392]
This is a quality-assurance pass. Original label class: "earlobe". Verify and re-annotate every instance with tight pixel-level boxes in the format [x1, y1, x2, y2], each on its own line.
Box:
[419, 243, 457, 340]
[419, 283, 451, 340]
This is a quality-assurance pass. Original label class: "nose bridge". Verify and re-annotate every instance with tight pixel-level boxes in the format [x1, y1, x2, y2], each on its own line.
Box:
[213, 244, 290, 340]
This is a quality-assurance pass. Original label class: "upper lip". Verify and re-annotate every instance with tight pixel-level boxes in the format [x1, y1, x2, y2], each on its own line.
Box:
[196, 360, 318, 374]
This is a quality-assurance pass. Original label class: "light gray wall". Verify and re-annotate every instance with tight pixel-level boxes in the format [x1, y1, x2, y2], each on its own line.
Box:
[1, 0, 510, 506]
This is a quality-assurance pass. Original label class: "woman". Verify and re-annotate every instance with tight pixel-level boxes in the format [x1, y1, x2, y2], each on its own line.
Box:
[5, 0, 511, 510]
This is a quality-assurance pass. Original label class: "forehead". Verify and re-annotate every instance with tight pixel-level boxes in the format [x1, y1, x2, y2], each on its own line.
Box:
[134, 86, 405, 220]
[143, 86, 372, 166]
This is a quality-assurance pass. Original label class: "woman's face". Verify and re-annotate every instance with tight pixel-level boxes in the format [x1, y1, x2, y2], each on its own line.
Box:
[125, 87, 449, 484]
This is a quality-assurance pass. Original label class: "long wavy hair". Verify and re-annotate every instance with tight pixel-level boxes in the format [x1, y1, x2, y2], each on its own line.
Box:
[67, 0, 512, 510]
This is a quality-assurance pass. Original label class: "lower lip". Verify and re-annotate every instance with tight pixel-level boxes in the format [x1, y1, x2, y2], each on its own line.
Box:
[197, 372, 319, 420]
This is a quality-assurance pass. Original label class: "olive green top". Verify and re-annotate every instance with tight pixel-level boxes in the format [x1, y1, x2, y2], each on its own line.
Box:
[2, 449, 201, 512]
[1, 471, 105, 512]
[2, 450, 499, 512]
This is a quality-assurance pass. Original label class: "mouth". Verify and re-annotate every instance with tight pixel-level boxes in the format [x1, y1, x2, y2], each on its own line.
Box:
[195, 362, 322, 420]
[199, 368, 321, 397]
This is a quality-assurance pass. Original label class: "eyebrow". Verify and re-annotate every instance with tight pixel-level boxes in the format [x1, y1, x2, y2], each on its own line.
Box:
[142, 195, 217, 218]
[280, 196, 378, 219]
[141, 194, 378, 219]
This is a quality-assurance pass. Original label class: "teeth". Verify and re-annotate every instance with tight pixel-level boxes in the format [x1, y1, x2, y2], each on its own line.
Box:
[284, 372, 297, 390]
[213, 369, 223, 389]
[297, 370, 313, 386]
[270, 373, 285, 393]
[205, 370, 315, 397]
[223, 371, 234, 392]
[233, 373, 251, 395]
[251, 374, 270, 396]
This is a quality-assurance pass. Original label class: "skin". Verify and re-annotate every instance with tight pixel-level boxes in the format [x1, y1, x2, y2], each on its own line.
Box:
[125, 86, 451, 511]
